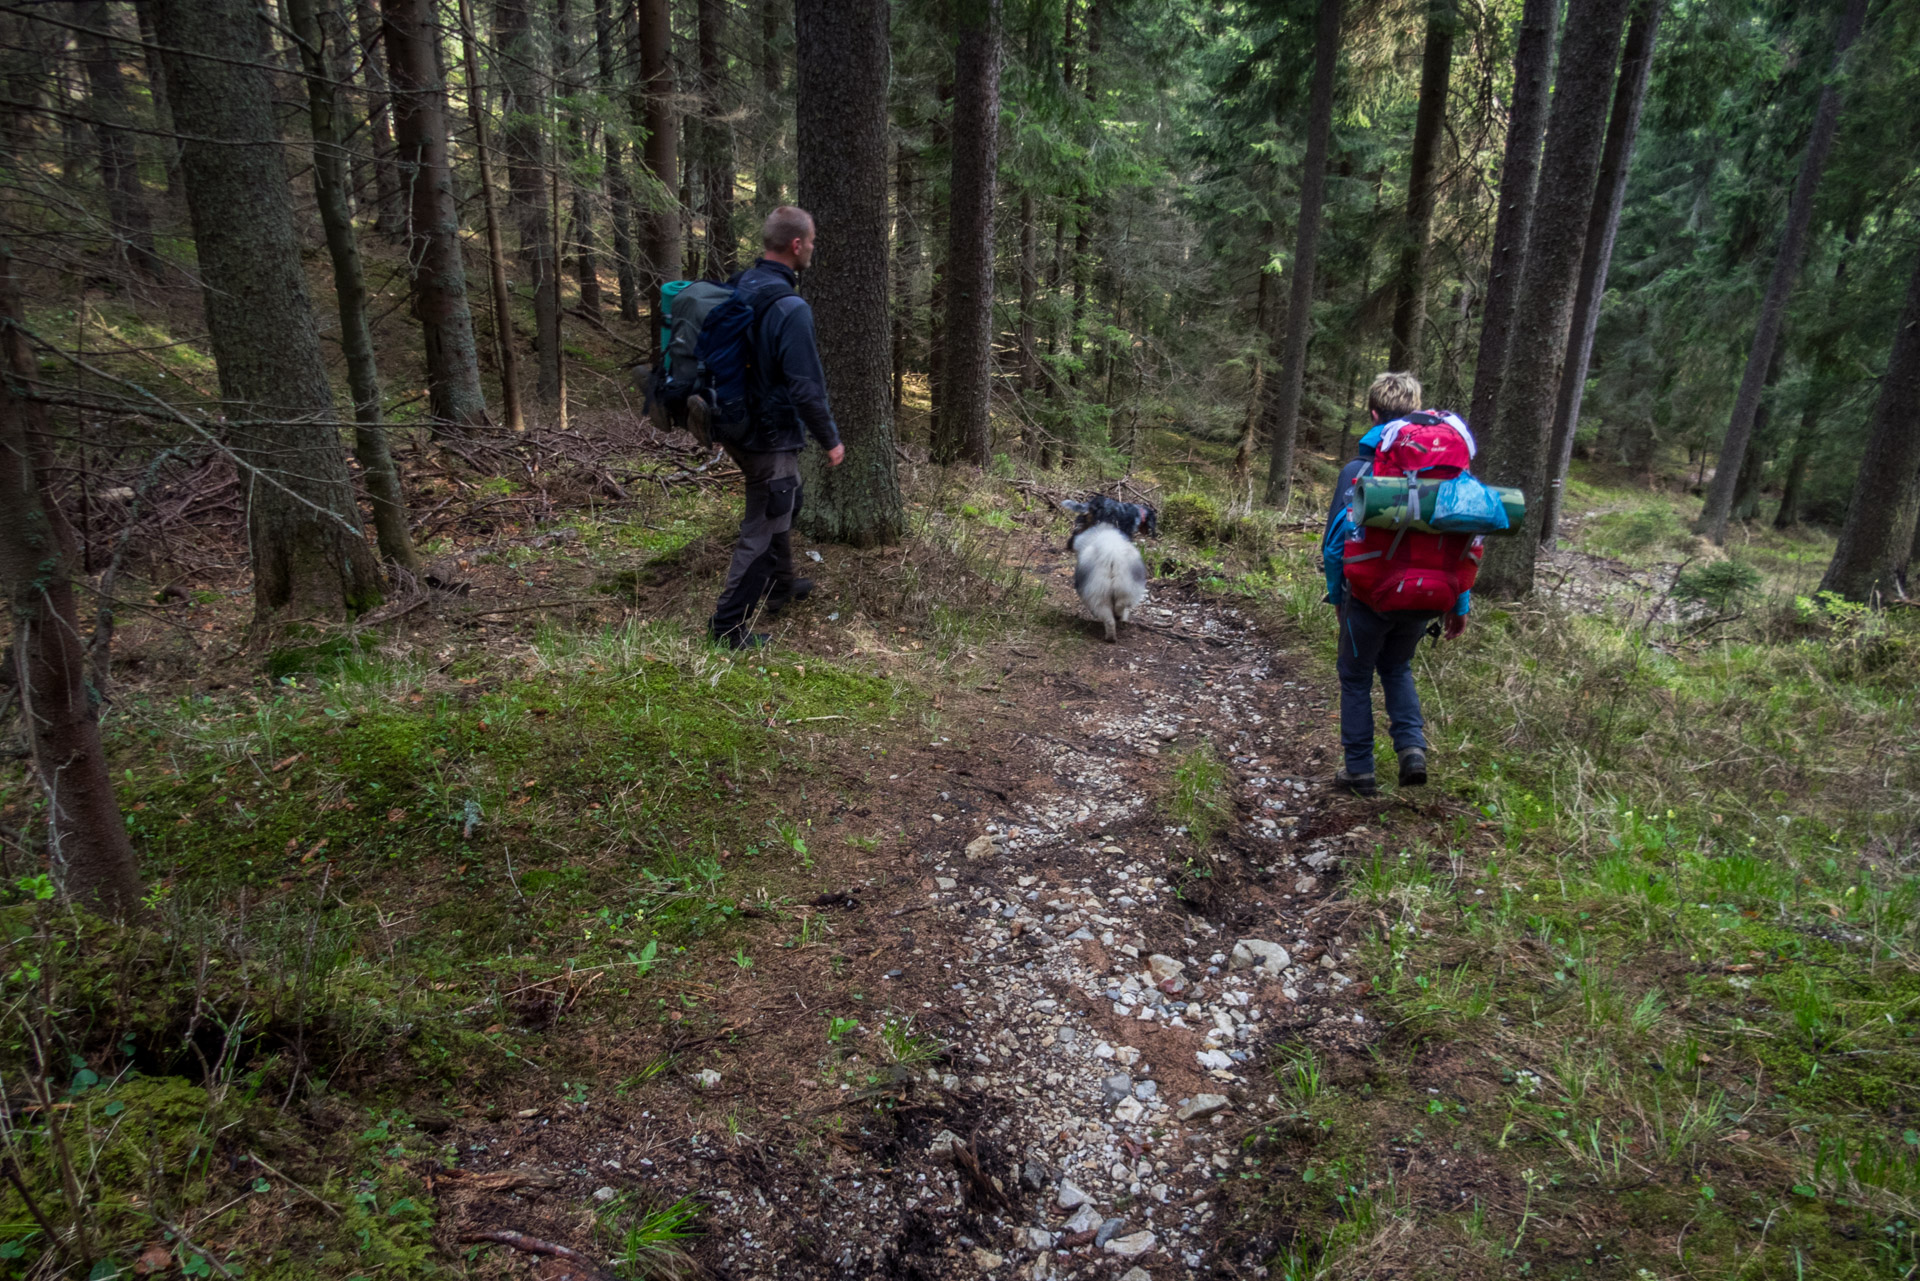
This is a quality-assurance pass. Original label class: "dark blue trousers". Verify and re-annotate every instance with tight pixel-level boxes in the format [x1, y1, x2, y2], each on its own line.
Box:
[1337, 601, 1433, 774]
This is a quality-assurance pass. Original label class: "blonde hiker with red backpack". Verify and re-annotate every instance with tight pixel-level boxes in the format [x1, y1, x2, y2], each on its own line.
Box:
[1320, 372, 1522, 797]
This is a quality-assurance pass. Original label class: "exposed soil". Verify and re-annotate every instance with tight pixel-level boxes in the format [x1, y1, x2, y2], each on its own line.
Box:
[427, 540, 1421, 1281]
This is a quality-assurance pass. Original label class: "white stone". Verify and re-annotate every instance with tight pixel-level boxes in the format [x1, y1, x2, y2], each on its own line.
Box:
[1195, 1049, 1234, 1070]
[1065, 1203, 1101, 1234]
[1106, 1231, 1157, 1258]
[1112, 1098, 1146, 1123]
[927, 1129, 962, 1157]
[592, 1186, 616, 1201]
[1229, 939, 1291, 976]
[973, 1248, 1005, 1269]
[691, 1069, 722, 1089]
[966, 834, 999, 861]
[936, 877, 957, 890]
[1056, 1179, 1090, 1210]
[1147, 954, 1185, 982]
[1177, 1093, 1230, 1122]
[1120, 1269, 1154, 1281]
[1112, 1046, 1141, 1067]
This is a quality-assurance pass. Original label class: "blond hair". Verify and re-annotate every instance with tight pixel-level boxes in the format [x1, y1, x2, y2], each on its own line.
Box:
[1367, 370, 1422, 420]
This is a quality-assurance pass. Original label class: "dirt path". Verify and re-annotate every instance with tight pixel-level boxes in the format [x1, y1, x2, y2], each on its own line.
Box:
[443, 571, 1389, 1281]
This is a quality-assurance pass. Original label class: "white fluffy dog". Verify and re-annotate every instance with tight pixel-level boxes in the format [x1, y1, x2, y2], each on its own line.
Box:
[1069, 523, 1148, 642]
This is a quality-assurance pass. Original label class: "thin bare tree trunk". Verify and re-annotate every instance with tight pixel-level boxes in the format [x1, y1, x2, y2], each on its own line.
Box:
[1697, 0, 1869, 543]
[595, 0, 639, 323]
[353, 0, 406, 238]
[456, 0, 527, 430]
[1538, 0, 1660, 545]
[634, 0, 681, 326]
[1476, 0, 1633, 597]
[384, 0, 492, 427]
[892, 144, 914, 411]
[1386, 0, 1454, 372]
[935, 0, 1001, 466]
[74, 0, 159, 277]
[0, 245, 143, 915]
[1467, 0, 1558, 435]
[497, 0, 563, 406]
[1018, 189, 1037, 398]
[289, 0, 419, 570]
[1263, 0, 1340, 508]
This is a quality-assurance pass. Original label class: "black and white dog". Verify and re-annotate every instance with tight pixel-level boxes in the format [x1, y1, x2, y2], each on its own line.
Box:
[1061, 496, 1156, 642]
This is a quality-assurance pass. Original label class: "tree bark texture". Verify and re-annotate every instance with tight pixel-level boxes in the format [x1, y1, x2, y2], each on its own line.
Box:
[596, 0, 640, 323]
[383, 0, 492, 427]
[935, 0, 1001, 467]
[555, 0, 600, 321]
[1466, 0, 1558, 436]
[456, 0, 526, 430]
[1695, 0, 1869, 544]
[634, 0, 681, 325]
[1018, 189, 1037, 397]
[697, 0, 736, 279]
[133, 3, 184, 210]
[1262, 0, 1340, 509]
[150, 0, 384, 619]
[1538, 0, 1660, 545]
[0, 247, 143, 915]
[1386, 0, 1455, 373]
[75, 0, 159, 277]
[795, 0, 902, 545]
[353, 0, 407, 238]
[1819, 251, 1920, 603]
[892, 145, 915, 410]
[288, 0, 419, 572]
[759, 0, 786, 207]
[497, 0, 563, 406]
[1476, 0, 1633, 598]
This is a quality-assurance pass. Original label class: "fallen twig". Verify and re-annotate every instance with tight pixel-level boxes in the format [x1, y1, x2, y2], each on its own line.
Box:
[457, 1230, 615, 1281]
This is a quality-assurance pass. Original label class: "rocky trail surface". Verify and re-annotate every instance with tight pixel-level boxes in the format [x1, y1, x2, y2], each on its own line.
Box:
[443, 577, 1391, 1281]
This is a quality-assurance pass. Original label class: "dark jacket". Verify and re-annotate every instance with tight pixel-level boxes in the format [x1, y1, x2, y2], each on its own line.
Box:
[736, 258, 842, 455]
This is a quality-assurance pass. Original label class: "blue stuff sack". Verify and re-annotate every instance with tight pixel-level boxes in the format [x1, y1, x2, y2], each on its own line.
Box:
[1430, 474, 1511, 533]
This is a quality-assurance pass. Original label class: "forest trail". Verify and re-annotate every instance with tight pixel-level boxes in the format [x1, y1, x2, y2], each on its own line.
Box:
[438, 557, 1396, 1281]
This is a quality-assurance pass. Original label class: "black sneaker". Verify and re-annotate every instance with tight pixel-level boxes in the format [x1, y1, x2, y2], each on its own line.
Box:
[765, 577, 814, 616]
[1334, 768, 1379, 797]
[1398, 748, 1428, 787]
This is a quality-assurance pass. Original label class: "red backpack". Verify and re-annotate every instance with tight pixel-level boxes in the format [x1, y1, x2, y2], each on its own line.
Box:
[1343, 411, 1485, 614]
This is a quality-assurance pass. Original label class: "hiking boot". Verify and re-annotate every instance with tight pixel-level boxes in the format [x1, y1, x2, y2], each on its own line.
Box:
[713, 630, 771, 652]
[765, 577, 814, 616]
[1397, 748, 1428, 788]
[1334, 768, 1378, 798]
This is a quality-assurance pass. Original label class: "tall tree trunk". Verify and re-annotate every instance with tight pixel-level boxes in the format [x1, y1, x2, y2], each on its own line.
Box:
[1386, 0, 1455, 372]
[759, 0, 785, 207]
[497, 0, 563, 406]
[133, 3, 184, 211]
[1466, 0, 1558, 435]
[289, 0, 419, 571]
[1538, 0, 1660, 545]
[383, 0, 492, 427]
[0, 245, 143, 915]
[1696, 0, 1869, 544]
[150, 0, 384, 617]
[935, 0, 1001, 466]
[795, 0, 902, 544]
[1729, 342, 1785, 523]
[697, 0, 737, 279]
[1773, 406, 1814, 530]
[353, 0, 406, 239]
[1018, 189, 1037, 398]
[1819, 251, 1920, 602]
[634, 0, 682, 325]
[74, 0, 160, 278]
[1262, 0, 1339, 509]
[556, 0, 600, 321]
[456, 0, 527, 430]
[924, 78, 952, 446]
[595, 0, 639, 323]
[892, 144, 914, 411]
[1475, 0, 1633, 597]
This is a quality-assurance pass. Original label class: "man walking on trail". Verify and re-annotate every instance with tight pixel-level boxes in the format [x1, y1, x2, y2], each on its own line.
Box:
[1321, 371, 1469, 797]
[709, 206, 846, 651]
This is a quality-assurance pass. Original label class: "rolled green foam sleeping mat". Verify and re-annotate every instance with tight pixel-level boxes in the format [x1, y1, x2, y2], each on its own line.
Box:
[1353, 475, 1526, 535]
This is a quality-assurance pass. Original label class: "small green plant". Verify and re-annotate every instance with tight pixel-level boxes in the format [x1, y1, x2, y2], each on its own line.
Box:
[826, 1015, 858, 1044]
[878, 1014, 942, 1067]
[770, 817, 811, 867]
[1167, 741, 1229, 846]
[1673, 559, 1762, 615]
[564, 1081, 589, 1104]
[598, 1193, 699, 1280]
[733, 946, 754, 971]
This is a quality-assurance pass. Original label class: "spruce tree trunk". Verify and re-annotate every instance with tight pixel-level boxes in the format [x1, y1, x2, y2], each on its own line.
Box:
[75, 0, 160, 278]
[353, 0, 406, 238]
[892, 144, 914, 411]
[288, 0, 419, 572]
[133, 3, 184, 211]
[795, 0, 902, 545]
[1538, 0, 1660, 545]
[1819, 252, 1920, 603]
[1476, 0, 1633, 598]
[697, 0, 737, 279]
[935, 0, 1001, 467]
[0, 246, 143, 916]
[454, 0, 526, 430]
[1466, 0, 1558, 435]
[1696, 0, 1869, 544]
[149, 0, 383, 618]
[760, 0, 786, 207]
[1773, 408, 1814, 530]
[497, 0, 563, 406]
[596, 0, 639, 323]
[1262, 0, 1340, 509]
[555, 0, 600, 321]
[1019, 189, 1037, 398]
[634, 0, 681, 324]
[1730, 343, 1785, 524]
[383, 0, 492, 427]
[1386, 0, 1455, 373]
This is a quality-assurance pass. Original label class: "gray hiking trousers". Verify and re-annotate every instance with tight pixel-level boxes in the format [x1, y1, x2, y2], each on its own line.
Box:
[709, 446, 801, 642]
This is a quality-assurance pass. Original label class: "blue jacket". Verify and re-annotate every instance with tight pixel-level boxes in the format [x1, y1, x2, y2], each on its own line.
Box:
[735, 259, 842, 455]
[1322, 424, 1470, 616]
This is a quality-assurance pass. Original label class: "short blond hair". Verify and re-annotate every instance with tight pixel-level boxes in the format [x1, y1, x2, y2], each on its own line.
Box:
[1367, 370, 1422, 420]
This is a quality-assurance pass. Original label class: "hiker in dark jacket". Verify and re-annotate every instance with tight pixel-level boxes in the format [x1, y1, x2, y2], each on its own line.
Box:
[708, 206, 845, 651]
[1320, 371, 1468, 797]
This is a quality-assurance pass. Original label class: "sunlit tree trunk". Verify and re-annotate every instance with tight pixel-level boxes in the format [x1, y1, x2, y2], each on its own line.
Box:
[634, 0, 681, 325]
